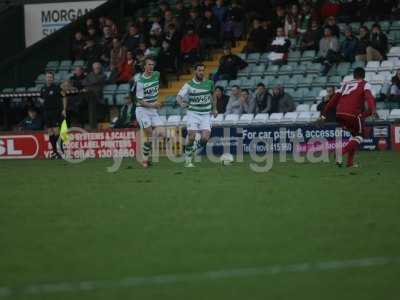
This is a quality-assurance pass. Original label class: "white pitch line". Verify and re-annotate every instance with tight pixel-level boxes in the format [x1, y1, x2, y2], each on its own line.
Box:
[0, 256, 399, 298]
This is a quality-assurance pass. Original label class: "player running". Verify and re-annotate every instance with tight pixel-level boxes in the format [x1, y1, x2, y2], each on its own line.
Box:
[318, 67, 377, 167]
[177, 63, 218, 168]
[133, 57, 163, 168]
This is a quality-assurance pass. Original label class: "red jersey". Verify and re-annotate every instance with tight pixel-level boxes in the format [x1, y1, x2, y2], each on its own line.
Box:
[322, 79, 376, 119]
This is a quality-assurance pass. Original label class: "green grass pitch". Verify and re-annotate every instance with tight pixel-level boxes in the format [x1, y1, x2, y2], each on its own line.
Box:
[1, 151, 400, 300]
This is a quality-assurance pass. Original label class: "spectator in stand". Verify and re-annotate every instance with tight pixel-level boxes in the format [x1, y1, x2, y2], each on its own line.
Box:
[72, 31, 85, 60]
[110, 38, 127, 71]
[199, 9, 220, 59]
[123, 24, 143, 53]
[87, 27, 100, 45]
[163, 10, 176, 32]
[158, 41, 177, 87]
[316, 27, 339, 75]
[164, 23, 181, 55]
[267, 27, 291, 65]
[223, 0, 244, 44]
[298, 3, 313, 35]
[246, 18, 268, 53]
[20, 108, 43, 131]
[270, 85, 295, 113]
[239, 89, 256, 114]
[369, 23, 388, 61]
[389, 69, 400, 103]
[174, 0, 188, 27]
[138, 15, 151, 38]
[189, 0, 201, 14]
[158, 1, 171, 17]
[225, 85, 241, 114]
[317, 86, 336, 122]
[82, 39, 102, 71]
[272, 6, 286, 32]
[70, 66, 86, 90]
[180, 26, 200, 73]
[300, 20, 322, 51]
[214, 45, 247, 81]
[145, 37, 161, 59]
[341, 25, 358, 62]
[81, 62, 107, 128]
[320, 0, 341, 20]
[254, 83, 273, 113]
[284, 3, 302, 38]
[355, 26, 370, 62]
[214, 86, 229, 113]
[150, 15, 163, 37]
[105, 17, 119, 37]
[202, 0, 214, 13]
[185, 9, 203, 33]
[213, 0, 228, 24]
[117, 51, 135, 83]
[324, 16, 340, 38]
[112, 96, 136, 128]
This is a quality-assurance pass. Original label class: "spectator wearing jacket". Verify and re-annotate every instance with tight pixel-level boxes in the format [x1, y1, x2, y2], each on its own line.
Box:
[267, 27, 291, 65]
[180, 26, 200, 73]
[214, 86, 229, 114]
[254, 83, 273, 113]
[239, 89, 256, 114]
[368, 23, 388, 61]
[225, 85, 241, 114]
[214, 46, 247, 81]
[20, 108, 43, 131]
[355, 26, 371, 62]
[270, 85, 295, 114]
[341, 26, 358, 62]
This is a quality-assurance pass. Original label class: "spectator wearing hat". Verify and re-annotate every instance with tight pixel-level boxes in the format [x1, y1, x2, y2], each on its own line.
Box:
[341, 25, 358, 62]
[214, 45, 247, 81]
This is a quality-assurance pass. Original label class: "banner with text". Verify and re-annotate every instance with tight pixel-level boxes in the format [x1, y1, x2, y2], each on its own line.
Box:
[0, 129, 136, 160]
[24, 0, 105, 47]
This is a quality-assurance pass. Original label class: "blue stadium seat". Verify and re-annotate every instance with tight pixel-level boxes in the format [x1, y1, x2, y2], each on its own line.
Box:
[300, 50, 316, 62]
[246, 53, 261, 64]
[264, 64, 280, 76]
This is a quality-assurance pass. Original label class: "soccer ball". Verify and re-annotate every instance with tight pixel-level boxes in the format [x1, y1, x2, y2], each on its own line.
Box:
[220, 153, 234, 166]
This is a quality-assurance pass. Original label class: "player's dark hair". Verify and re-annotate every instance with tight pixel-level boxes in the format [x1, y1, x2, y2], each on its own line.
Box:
[194, 63, 205, 70]
[353, 67, 365, 79]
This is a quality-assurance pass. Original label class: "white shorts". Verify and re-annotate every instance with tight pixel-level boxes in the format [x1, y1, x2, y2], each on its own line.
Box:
[186, 111, 211, 132]
[135, 107, 163, 129]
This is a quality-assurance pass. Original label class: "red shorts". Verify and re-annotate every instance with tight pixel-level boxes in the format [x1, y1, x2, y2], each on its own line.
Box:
[336, 113, 364, 137]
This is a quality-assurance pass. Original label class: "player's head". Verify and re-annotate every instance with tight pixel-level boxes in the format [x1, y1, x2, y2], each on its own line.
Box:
[194, 63, 205, 81]
[45, 71, 54, 86]
[144, 57, 155, 74]
[353, 67, 365, 80]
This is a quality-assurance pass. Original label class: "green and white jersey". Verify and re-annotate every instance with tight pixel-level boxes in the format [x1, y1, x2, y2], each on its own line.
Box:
[133, 71, 160, 107]
[178, 78, 214, 114]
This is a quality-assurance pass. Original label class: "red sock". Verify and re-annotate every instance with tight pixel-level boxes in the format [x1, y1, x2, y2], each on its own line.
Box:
[346, 140, 360, 167]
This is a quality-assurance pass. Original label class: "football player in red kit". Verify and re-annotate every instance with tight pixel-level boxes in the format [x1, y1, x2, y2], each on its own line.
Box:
[318, 67, 377, 167]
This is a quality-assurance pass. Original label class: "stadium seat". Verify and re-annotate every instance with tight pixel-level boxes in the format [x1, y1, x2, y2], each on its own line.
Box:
[27, 86, 41, 92]
[310, 103, 318, 111]
[388, 109, 400, 120]
[380, 21, 391, 32]
[291, 63, 307, 75]
[311, 111, 320, 121]
[35, 74, 46, 85]
[290, 89, 304, 102]
[252, 113, 269, 124]
[312, 76, 327, 87]
[390, 20, 400, 31]
[246, 53, 261, 63]
[237, 53, 247, 61]
[259, 53, 270, 63]
[59, 60, 73, 71]
[306, 63, 322, 75]
[379, 60, 394, 72]
[342, 75, 354, 83]
[237, 114, 254, 125]
[215, 80, 228, 89]
[278, 64, 295, 76]
[350, 60, 365, 71]
[116, 84, 130, 94]
[223, 114, 240, 125]
[377, 109, 390, 120]
[166, 115, 181, 126]
[287, 51, 301, 63]
[229, 78, 241, 87]
[300, 50, 316, 62]
[45, 61, 59, 71]
[211, 114, 224, 125]
[14, 87, 26, 92]
[115, 94, 125, 105]
[250, 65, 266, 77]
[283, 112, 298, 123]
[371, 85, 382, 96]
[296, 104, 310, 112]
[267, 113, 284, 123]
[241, 77, 256, 89]
[297, 75, 314, 88]
[366, 61, 380, 72]
[103, 84, 117, 94]
[264, 65, 280, 76]
[72, 60, 85, 68]
[284, 75, 300, 89]
[336, 62, 351, 76]
[350, 22, 361, 32]
[250, 76, 263, 86]
[297, 111, 313, 123]
[317, 89, 327, 100]
[103, 94, 114, 106]
[237, 64, 253, 77]
[387, 46, 400, 58]
[370, 73, 385, 85]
